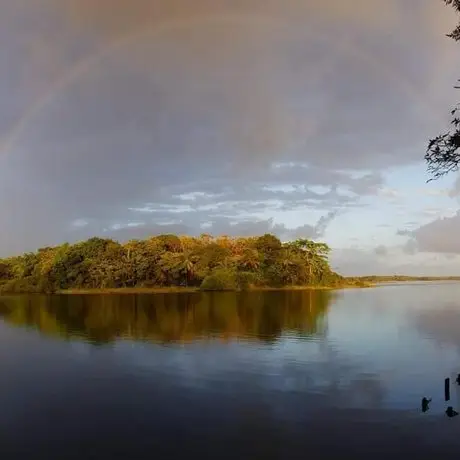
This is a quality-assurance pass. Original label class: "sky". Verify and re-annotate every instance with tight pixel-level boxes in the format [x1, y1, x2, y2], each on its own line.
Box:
[0, 0, 459, 275]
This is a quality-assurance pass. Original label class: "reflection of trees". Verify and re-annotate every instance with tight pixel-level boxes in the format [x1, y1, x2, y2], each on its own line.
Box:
[0, 290, 334, 345]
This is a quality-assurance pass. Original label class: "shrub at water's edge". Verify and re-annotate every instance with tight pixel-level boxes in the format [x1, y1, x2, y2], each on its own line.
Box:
[0, 234, 359, 294]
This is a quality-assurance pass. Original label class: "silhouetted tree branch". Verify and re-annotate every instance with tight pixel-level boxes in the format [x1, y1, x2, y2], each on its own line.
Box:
[425, 1, 460, 180]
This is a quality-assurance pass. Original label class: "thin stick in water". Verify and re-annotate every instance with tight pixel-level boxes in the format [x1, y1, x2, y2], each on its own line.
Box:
[445, 378, 451, 401]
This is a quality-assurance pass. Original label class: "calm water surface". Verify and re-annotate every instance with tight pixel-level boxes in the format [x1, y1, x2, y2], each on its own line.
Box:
[2, 284, 460, 458]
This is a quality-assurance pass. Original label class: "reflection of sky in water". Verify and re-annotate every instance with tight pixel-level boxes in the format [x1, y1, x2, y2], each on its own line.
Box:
[4, 286, 460, 456]
[327, 284, 460, 412]
[107, 284, 460, 415]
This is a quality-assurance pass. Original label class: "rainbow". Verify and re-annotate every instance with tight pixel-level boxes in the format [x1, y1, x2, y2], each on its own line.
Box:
[0, 12, 440, 157]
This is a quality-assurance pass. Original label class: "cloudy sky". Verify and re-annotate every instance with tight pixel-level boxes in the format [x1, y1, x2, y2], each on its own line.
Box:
[0, 0, 459, 275]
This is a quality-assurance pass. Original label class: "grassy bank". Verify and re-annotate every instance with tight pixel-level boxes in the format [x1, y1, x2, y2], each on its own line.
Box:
[0, 280, 373, 295]
[55, 281, 373, 295]
[57, 286, 201, 295]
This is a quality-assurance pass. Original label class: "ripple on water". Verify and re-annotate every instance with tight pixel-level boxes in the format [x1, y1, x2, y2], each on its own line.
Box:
[1, 286, 460, 457]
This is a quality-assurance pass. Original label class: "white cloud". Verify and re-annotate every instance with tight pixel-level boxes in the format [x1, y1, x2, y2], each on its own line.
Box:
[71, 219, 89, 228]
[378, 187, 401, 198]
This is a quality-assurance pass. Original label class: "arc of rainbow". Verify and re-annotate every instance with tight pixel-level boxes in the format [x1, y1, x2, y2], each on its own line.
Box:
[0, 12, 441, 157]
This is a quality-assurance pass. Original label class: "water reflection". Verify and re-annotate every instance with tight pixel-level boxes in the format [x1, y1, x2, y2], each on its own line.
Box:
[0, 291, 387, 411]
[3, 286, 460, 457]
[412, 303, 460, 349]
[0, 290, 334, 345]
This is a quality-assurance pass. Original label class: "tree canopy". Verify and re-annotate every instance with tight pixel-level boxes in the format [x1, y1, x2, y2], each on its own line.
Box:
[425, 0, 460, 180]
[0, 233, 346, 293]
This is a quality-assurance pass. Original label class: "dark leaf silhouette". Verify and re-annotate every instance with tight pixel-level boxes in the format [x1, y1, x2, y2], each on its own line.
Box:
[425, 1, 460, 180]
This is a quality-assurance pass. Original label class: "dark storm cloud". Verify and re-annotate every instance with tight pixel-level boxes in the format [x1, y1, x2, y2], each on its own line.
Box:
[0, 0, 458, 255]
[105, 223, 192, 243]
[36, 0, 406, 40]
[402, 211, 460, 254]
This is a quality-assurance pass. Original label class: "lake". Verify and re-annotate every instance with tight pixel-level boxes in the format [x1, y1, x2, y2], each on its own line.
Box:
[1, 283, 460, 458]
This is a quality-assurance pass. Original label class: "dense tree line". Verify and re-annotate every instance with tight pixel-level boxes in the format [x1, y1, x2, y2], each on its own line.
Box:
[0, 233, 346, 293]
[0, 290, 333, 344]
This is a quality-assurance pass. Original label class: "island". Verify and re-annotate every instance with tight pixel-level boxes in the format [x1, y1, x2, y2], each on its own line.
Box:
[0, 233, 370, 294]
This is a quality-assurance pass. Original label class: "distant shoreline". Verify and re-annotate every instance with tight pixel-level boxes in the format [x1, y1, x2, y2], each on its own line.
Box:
[349, 276, 460, 283]
[3, 278, 459, 295]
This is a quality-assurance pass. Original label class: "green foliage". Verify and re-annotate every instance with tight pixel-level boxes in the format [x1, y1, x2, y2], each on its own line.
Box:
[255, 233, 282, 258]
[0, 233, 344, 293]
[200, 268, 237, 291]
[155, 234, 182, 252]
[0, 276, 56, 294]
[235, 271, 261, 290]
[0, 262, 12, 280]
